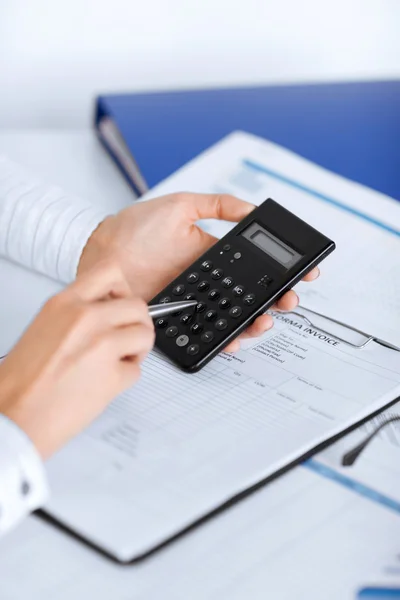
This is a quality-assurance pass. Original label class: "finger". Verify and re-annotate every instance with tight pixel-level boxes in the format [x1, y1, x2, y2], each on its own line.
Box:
[302, 267, 320, 282]
[94, 298, 153, 329]
[188, 193, 256, 223]
[118, 359, 142, 391]
[223, 314, 274, 353]
[238, 314, 274, 339]
[110, 323, 155, 361]
[223, 339, 241, 353]
[69, 259, 131, 302]
[272, 290, 299, 312]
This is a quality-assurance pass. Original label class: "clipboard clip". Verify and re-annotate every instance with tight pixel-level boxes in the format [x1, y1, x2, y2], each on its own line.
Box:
[276, 305, 400, 352]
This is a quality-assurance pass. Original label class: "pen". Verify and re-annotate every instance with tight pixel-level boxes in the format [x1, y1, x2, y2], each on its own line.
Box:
[148, 300, 198, 319]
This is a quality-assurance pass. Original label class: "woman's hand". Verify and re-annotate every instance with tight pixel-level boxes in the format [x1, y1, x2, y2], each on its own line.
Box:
[79, 193, 319, 351]
[0, 261, 155, 459]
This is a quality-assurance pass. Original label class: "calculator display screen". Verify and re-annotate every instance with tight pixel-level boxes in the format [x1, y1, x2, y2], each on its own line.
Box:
[241, 222, 303, 269]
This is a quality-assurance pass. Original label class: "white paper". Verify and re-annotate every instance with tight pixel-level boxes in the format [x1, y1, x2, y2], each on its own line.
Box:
[1, 466, 400, 600]
[44, 307, 400, 561]
[144, 131, 400, 348]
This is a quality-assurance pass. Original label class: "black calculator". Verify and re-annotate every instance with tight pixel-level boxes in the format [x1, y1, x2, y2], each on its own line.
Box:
[150, 199, 335, 372]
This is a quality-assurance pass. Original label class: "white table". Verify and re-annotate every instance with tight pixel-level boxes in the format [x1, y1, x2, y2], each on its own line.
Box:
[0, 130, 397, 600]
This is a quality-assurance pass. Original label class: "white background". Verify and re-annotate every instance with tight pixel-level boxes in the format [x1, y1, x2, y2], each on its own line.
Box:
[0, 0, 400, 129]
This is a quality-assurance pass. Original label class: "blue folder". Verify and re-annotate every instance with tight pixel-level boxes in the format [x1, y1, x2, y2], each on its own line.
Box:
[94, 80, 400, 201]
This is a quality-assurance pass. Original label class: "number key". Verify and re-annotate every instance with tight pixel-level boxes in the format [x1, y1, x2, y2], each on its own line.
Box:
[190, 322, 203, 335]
[197, 280, 210, 292]
[208, 289, 220, 301]
[180, 313, 193, 325]
[173, 284, 185, 296]
[195, 301, 207, 313]
[205, 309, 218, 322]
[218, 297, 231, 310]
[187, 272, 199, 284]
[156, 318, 168, 329]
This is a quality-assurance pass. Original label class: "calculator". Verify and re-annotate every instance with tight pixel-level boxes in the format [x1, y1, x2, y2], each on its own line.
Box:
[150, 199, 335, 372]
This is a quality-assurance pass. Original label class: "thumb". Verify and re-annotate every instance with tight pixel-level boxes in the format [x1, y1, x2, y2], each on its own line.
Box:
[189, 193, 256, 223]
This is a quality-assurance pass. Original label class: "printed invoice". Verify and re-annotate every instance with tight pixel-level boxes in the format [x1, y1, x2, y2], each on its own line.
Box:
[45, 308, 400, 561]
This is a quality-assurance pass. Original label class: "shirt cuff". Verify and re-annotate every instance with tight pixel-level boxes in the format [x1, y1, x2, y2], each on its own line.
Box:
[0, 415, 49, 535]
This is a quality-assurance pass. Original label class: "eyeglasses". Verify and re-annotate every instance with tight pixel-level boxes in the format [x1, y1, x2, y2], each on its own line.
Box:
[342, 405, 400, 467]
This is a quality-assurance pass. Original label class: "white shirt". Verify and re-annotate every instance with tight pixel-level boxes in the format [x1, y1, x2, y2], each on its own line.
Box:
[0, 155, 109, 535]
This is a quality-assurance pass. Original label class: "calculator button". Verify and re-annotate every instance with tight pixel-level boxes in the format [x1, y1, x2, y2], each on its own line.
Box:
[155, 318, 168, 329]
[187, 344, 200, 356]
[166, 326, 179, 338]
[258, 275, 273, 288]
[233, 285, 245, 297]
[215, 318, 228, 331]
[176, 334, 189, 347]
[197, 280, 210, 292]
[180, 313, 193, 325]
[211, 268, 224, 280]
[208, 289, 220, 301]
[222, 276, 234, 288]
[243, 293, 256, 306]
[223, 244, 231, 252]
[201, 331, 214, 343]
[234, 252, 241, 260]
[195, 302, 207, 313]
[172, 284, 185, 296]
[218, 297, 231, 310]
[190, 322, 203, 335]
[201, 260, 213, 271]
[187, 272, 199, 284]
[229, 306, 243, 318]
[159, 296, 171, 304]
[205, 309, 218, 322]
[184, 293, 197, 301]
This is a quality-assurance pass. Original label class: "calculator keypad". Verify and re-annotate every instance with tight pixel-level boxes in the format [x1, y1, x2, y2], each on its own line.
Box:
[156, 257, 265, 368]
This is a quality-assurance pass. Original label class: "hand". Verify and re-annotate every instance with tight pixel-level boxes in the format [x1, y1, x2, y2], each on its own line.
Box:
[78, 193, 319, 352]
[0, 261, 155, 459]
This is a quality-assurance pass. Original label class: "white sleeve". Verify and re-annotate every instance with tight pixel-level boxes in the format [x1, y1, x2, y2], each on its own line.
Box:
[0, 415, 49, 535]
[0, 154, 109, 283]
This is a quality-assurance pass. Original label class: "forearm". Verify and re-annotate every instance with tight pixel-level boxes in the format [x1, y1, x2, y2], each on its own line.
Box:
[0, 155, 109, 283]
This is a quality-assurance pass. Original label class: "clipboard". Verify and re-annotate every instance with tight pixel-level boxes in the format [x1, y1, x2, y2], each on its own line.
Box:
[35, 302, 400, 564]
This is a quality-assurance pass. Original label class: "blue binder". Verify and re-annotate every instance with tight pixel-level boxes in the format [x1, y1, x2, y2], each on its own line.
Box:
[94, 80, 400, 200]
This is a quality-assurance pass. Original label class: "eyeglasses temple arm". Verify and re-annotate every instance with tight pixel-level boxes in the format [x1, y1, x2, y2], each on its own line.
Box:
[342, 415, 400, 466]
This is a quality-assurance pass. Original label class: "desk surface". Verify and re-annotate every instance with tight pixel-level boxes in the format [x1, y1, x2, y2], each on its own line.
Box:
[0, 130, 398, 599]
